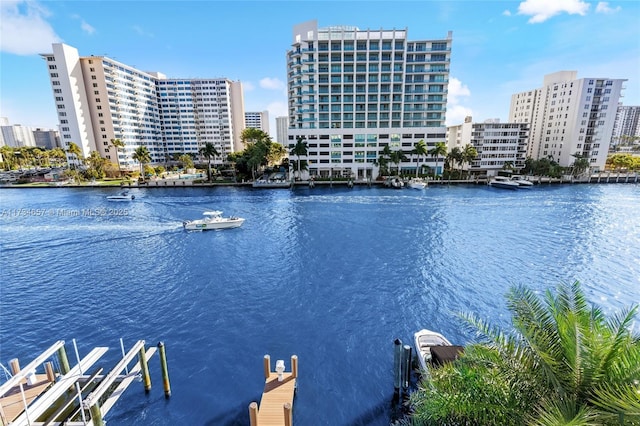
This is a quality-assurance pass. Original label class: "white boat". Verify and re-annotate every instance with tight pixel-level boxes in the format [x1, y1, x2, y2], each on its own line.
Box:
[488, 176, 520, 190]
[384, 177, 404, 189]
[107, 191, 135, 201]
[252, 173, 292, 188]
[183, 211, 245, 231]
[413, 329, 463, 372]
[407, 178, 428, 189]
[511, 175, 534, 188]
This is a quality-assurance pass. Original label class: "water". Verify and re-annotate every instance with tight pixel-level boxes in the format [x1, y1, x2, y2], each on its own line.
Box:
[1, 184, 639, 425]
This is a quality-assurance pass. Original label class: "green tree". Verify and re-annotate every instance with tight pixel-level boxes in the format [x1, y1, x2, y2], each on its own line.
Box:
[86, 150, 109, 179]
[110, 138, 125, 177]
[66, 142, 83, 169]
[461, 144, 478, 179]
[570, 153, 590, 177]
[0, 146, 16, 170]
[412, 139, 428, 177]
[389, 149, 408, 176]
[132, 146, 151, 181]
[429, 142, 447, 178]
[446, 147, 463, 178]
[290, 136, 308, 180]
[410, 281, 640, 425]
[178, 154, 194, 169]
[199, 142, 219, 181]
[267, 142, 287, 167]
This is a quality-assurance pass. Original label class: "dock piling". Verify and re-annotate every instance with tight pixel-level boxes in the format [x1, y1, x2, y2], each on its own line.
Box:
[249, 402, 258, 426]
[158, 342, 171, 398]
[45, 362, 56, 382]
[9, 359, 20, 376]
[284, 402, 292, 426]
[138, 346, 151, 392]
[401, 345, 412, 391]
[263, 355, 271, 379]
[291, 355, 298, 379]
[393, 339, 402, 394]
[57, 344, 70, 374]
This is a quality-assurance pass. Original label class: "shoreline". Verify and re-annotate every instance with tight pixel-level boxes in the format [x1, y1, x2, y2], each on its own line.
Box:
[1, 173, 638, 189]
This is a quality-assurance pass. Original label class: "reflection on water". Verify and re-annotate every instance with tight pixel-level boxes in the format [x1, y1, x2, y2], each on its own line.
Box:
[1, 184, 639, 425]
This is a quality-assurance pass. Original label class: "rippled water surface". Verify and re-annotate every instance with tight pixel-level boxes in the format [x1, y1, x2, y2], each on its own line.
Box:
[1, 184, 639, 425]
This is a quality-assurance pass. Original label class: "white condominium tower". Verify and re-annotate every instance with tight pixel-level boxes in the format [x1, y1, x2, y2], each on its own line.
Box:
[611, 105, 640, 147]
[286, 21, 451, 179]
[244, 111, 270, 134]
[42, 43, 244, 169]
[509, 71, 626, 171]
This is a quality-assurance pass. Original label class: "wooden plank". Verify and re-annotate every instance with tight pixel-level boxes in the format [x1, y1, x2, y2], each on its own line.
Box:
[0, 375, 50, 424]
[257, 373, 296, 425]
[0, 341, 65, 397]
[11, 347, 108, 426]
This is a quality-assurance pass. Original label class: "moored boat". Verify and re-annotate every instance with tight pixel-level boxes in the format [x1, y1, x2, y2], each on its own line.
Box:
[488, 176, 520, 190]
[407, 177, 428, 189]
[413, 329, 464, 372]
[511, 175, 534, 188]
[183, 211, 245, 231]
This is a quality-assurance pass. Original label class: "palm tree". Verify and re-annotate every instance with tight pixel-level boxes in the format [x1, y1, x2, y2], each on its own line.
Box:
[571, 153, 590, 177]
[410, 281, 640, 425]
[110, 138, 125, 177]
[290, 136, 308, 180]
[132, 146, 151, 181]
[429, 142, 447, 178]
[199, 142, 219, 181]
[0, 146, 16, 170]
[446, 147, 463, 177]
[66, 142, 83, 169]
[412, 139, 428, 177]
[389, 150, 408, 176]
[461, 144, 478, 179]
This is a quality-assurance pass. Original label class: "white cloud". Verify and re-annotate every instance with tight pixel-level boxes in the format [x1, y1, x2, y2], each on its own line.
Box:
[243, 82, 255, 92]
[446, 78, 473, 126]
[0, 0, 61, 55]
[80, 20, 95, 35]
[517, 0, 590, 23]
[595, 2, 621, 14]
[447, 77, 471, 104]
[132, 25, 154, 37]
[503, 10, 512, 16]
[259, 77, 285, 90]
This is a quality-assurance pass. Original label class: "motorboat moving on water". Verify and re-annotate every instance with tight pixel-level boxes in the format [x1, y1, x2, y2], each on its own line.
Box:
[183, 211, 245, 231]
[414, 329, 464, 372]
[106, 191, 135, 201]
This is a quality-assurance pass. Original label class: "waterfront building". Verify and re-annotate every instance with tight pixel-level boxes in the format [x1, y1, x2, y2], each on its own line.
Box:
[245, 111, 270, 134]
[446, 116, 529, 176]
[276, 116, 288, 145]
[33, 129, 61, 150]
[286, 20, 451, 180]
[611, 105, 640, 149]
[509, 71, 626, 171]
[41, 43, 245, 169]
[1, 123, 37, 148]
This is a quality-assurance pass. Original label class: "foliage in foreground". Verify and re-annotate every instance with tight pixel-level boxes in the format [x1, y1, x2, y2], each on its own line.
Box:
[407, 281, 640, 426]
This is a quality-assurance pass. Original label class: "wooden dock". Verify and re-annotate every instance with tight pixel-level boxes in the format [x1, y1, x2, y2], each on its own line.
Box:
[249, 355, 298, 426]
[0, 339, 170, 426]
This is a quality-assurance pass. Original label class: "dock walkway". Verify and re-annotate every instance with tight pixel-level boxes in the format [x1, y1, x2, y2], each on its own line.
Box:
[249, 355, 298, 426]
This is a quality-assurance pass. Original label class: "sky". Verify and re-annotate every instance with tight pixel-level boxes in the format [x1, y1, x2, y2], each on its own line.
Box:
[1, 0, 639, 140]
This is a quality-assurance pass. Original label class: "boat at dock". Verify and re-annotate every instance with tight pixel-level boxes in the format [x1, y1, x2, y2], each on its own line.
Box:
[488, 176, 520, 190]
[511, 175, 534, 188]
[183, 211, 245, 231]
[252, 172, 292, 188]
[407, 177, 428, 189]
[413, 329, 464, 372]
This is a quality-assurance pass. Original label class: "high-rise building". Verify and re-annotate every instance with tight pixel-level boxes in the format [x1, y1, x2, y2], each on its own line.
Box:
[446, 116, 529, 175]
[611, 105, 640, 147]
[286, 20, 451, 179]
[275, 116, 288, 145]
[244, 111, 269, 135]
[509, 71, 626, 171]
[41, 43, 245, 169]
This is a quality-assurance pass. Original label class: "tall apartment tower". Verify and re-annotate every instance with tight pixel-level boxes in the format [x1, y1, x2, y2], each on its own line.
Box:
[42, 43, 245, 168]
[509, 71, 626, 171]
[244, 111, 270, 134]
[275, 116, 288, 144]
[286, 21, 451, 179]
[611, 105, 640, 147]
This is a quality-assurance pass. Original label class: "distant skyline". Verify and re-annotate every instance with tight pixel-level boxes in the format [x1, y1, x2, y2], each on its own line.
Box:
[1, 0, 638, 141]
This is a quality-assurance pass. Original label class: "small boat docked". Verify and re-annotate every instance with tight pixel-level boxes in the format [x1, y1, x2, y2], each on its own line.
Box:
[511, 175, 534, 188]
[407, 177, 428, 189]
[183, 211, 245, 231]
[384, 177, 404, 189]
[488, 176, 520, 190]
[252, 172, 292, 188]
[414, 329, 464, 372]
[106, 191, 135, 201]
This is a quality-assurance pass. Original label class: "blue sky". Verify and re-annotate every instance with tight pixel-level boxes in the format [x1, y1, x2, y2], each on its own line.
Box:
[1, 0, 638, 140]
